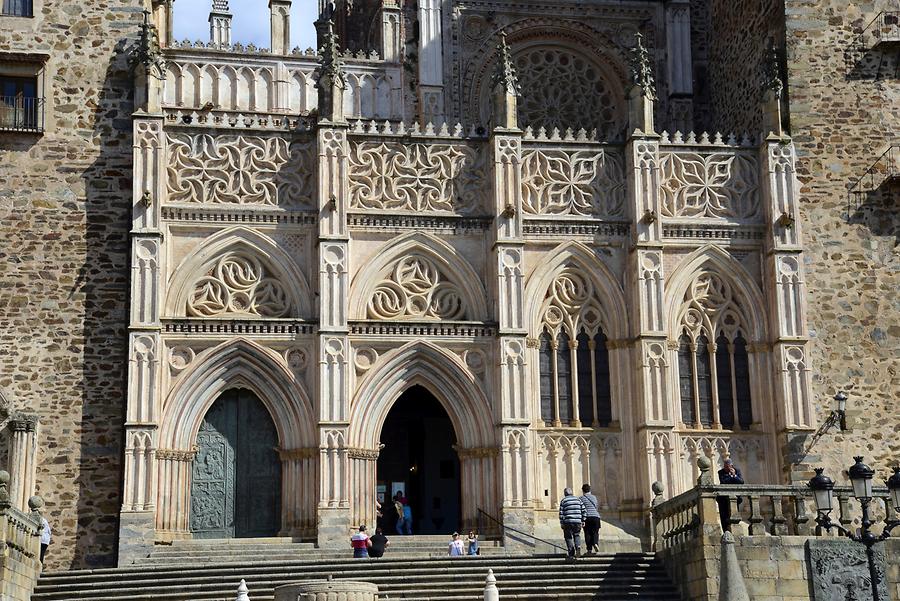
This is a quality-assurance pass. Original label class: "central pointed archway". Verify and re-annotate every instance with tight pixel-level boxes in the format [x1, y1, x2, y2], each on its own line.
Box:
[348, 341, 499, 534]
[376, 385, 461, 535]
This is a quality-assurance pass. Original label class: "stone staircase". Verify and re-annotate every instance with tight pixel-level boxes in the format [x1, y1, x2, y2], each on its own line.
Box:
[34, 539, 681, 601]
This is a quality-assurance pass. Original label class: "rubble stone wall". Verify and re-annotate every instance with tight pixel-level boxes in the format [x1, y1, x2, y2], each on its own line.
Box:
[0, 0, 143, 569]
[783, 0, 900, 481]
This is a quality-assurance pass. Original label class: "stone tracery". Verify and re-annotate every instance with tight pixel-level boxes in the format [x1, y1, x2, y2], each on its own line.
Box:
[520, 146, 625, 217]
[187, 252, 292, 318]
[658, 151, 759, 219]
[367, 255, 467, 320]
[347, 140, 485, 213]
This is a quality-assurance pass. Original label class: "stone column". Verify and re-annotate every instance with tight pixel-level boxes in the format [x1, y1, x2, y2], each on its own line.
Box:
[279, 448, 318, 537]
[417, 0, 444, 123]
[7, 414, 38, 511]
[624, 38, 669, 512]
[665, 0, 693, 131]
[151, 0, 174, 47]
[120, 114, 166, 564]
[379, 0, 401, 63]
[209, 0, 232, 47]
[153, 449, 196, 539]
[315, 22, 353, 546]
[760, 136, 813, 483]
[487, 36, 532, 541]
[269, 0, 291, 55]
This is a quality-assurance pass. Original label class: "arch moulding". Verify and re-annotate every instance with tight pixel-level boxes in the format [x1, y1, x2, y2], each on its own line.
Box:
[159, 337, 316, 451]
[664, 245, 768, 342]
[348, 232, 490, 321]
[348, 340, 494, 450]
[165, 226, 313, 319]
[524, 241, 628, 339]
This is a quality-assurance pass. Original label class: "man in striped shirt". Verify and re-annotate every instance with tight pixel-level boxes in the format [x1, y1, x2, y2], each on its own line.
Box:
[558, 487, 586, 558]
[580, 483, 601, 554]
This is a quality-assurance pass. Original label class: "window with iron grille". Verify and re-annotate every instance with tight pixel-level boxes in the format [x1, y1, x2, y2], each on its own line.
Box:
[0, 75, 43, 132]
[1, 0, 33, 17]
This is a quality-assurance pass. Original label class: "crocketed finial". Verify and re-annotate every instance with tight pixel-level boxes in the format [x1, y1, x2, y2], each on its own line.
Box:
[315, 11, 346, 86]
[492, 31, 519, 95]
[129, 10, 165, 75]
[763, 41, 783, 99]
[628, 32, 657, 101]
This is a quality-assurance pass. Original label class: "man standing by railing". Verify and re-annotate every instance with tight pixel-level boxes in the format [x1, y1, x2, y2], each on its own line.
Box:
[559, 487, 586, 559]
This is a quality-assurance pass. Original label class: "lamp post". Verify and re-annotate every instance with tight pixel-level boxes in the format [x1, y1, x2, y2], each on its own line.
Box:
[807, 458, 900, 601]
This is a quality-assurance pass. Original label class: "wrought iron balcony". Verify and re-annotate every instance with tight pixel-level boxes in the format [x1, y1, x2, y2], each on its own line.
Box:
[854, 11, 900, 49]
[0, 96, 44, 133]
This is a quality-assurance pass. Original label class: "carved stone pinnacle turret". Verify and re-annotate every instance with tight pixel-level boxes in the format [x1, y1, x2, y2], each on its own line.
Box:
[628, 32, 657, 101]
[129, 10, 166, 76]
[315, 8, 347, 123]
[492, 32, 519, 96]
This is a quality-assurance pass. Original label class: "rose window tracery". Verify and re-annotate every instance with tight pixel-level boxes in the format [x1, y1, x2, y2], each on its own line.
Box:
[513, 47, 622, 135]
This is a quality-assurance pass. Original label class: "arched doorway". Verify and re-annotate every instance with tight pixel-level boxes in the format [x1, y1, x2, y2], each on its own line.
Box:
[190, 388, 281, 538]
[376, 386, 461, 535]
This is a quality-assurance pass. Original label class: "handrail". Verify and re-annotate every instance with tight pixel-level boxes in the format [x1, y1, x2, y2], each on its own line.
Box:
[476, 508, 567, 553]
[846, 144, 898, 214]
[852, 11, 900, 49]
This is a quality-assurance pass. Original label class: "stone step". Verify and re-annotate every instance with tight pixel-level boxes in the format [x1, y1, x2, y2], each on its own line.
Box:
[40, 554, 658, 580]
[35, 554, 679, 601]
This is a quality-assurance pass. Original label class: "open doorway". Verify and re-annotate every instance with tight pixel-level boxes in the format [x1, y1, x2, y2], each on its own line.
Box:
[376, 385, 460, 535]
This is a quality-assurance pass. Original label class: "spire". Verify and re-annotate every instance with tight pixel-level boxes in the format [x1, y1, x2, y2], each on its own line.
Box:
[491, 32, 519, 96]
[628, 32, 657, 101]
[762, 40, 785, 137]
[314, 9, 347, 123]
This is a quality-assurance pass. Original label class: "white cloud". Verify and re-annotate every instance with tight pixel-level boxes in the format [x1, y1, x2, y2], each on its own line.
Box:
[173, 0, 318, 50]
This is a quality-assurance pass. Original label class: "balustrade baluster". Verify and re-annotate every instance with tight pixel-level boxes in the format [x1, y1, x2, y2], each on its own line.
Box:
[770, 493, 788, 535]
[747, 494, 763, 534]
[792, 492, 811, 535]
[728, 494, 747, 535]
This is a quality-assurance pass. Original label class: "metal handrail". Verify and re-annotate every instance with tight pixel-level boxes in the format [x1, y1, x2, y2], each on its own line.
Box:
[0, 96, 44, 133]
[476, 507, 567, 553]
[852, 11, 900, 48]
[847, 144, 898, 214]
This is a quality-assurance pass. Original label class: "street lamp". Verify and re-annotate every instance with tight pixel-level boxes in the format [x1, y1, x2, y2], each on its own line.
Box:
[807, 457, 900, 601]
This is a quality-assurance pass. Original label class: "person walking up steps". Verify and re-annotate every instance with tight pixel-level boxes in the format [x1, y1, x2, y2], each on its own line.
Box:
[559, 487, 586, 559]
[580, 483, 601, 554]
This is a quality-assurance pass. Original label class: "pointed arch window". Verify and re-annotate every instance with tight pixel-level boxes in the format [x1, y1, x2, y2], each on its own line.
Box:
[537, 270, 614, 428]
[676, 273, 755, 431]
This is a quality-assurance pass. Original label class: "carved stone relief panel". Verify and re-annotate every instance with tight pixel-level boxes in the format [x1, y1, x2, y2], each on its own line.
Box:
[166, 133, 314, 207]
[348, 140, 487, 214]
[807, 539, 887, 601]
[367, 254, 469, 320]
[521, 145, 625, 217]
[658, 150, 759, 219]
[187, 252, 293, 318]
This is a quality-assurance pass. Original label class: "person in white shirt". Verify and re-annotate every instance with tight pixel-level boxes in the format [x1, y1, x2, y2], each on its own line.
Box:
[40, 516, 51, 563]
[448, 532, 464, 556]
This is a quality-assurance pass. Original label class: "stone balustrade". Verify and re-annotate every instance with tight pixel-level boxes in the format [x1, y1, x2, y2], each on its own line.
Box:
[0, 479, 43, 601]
[652, 481, 897, 550]
[161, 49, 403, 120]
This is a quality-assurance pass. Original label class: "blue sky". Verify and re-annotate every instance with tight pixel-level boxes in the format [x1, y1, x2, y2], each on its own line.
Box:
[173, 0, 318, 50]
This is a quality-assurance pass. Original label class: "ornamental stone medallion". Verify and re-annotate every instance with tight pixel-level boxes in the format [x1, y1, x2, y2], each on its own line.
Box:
[806, 538, 887, 601]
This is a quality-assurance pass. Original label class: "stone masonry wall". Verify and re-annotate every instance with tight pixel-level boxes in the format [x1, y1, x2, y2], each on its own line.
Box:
[783, 0, 900, 482]
[0, 0, 143, 569]
[707, 0, 785, 135]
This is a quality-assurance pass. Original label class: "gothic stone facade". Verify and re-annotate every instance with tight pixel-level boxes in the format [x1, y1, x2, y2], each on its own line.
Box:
[0, 0, 897, 569]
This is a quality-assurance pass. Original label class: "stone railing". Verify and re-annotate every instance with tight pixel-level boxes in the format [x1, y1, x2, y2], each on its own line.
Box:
[0, 475, 43, 601]
[160, 49, 403, 120]
[652, 477, 897, 551]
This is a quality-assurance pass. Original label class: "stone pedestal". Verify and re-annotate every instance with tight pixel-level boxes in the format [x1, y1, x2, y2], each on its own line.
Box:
[274, 580, 378, 601]
[117, 511, 155, 565]
[316, 507, 351, 549]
